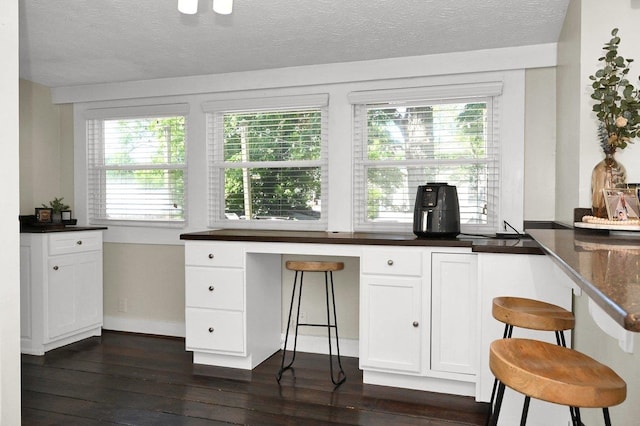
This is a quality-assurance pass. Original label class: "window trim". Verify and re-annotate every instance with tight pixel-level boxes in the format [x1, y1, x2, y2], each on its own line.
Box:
[85, 103, 189, 228]
[204, 94, 329, 231]
[350, 83, 503, 233]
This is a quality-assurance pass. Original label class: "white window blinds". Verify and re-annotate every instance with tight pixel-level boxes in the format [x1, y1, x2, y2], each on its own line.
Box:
[205, 95, 328, 230]
[86, 106, 188, 226]
[351, 85, 502, 233]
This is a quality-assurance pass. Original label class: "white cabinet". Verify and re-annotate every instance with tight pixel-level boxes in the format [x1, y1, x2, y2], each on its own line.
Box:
[184, 242, 281, 369]
[360, 248, 423, 373]
[20, 230, 104, 355]
[359, 246, 478, 396]
[431, 252, 477, 378]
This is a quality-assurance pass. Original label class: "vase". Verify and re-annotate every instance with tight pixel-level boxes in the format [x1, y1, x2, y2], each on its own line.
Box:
[591, 152, 627, 218]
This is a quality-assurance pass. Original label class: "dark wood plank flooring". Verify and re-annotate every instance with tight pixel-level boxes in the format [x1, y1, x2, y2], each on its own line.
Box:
[22, 331, 489, 425]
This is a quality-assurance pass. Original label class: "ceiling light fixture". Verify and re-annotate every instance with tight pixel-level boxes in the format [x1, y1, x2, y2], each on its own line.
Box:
[213, 0, 233, 15]
[178, 0, 233, 15]
[178, 0, 198, 14]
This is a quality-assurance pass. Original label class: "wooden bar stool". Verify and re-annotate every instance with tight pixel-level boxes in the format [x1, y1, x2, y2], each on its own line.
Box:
[489, 338, 626, 426]
[488, 297, 576, 424]
[492, 296, 575, 346]
[276, 260, 346, 386]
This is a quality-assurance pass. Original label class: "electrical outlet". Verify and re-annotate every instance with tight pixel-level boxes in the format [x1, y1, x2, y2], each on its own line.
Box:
[118, 298, 128, 313]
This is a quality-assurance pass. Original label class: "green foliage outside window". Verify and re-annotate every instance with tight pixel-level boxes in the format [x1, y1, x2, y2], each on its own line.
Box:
[222, 110, 321, 220]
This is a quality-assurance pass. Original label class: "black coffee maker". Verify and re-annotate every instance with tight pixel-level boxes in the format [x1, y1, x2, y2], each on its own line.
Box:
[413, 183, 460, 238]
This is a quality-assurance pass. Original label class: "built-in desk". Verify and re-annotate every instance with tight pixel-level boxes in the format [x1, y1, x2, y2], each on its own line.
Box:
[180, 229, 575, 423]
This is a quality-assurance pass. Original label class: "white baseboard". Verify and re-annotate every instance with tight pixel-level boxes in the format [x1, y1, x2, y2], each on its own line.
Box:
[281, 333, 359, 358]
[103, 316, 185, 338]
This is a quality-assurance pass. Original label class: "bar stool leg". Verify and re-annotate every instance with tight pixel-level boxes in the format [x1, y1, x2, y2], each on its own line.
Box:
[489, 381, 506, 426]
[486, 324, 513, 425]
[277, 271, 305, 381]
[325, 271, 346, 386]
[520, 396, 530, 426]
[603, 408, 611, 426]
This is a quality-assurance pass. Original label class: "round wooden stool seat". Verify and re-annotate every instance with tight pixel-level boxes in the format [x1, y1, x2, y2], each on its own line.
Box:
[285, 261, 344, 272]
[490, 338, 626, 408]
[492, 296, 575, 331]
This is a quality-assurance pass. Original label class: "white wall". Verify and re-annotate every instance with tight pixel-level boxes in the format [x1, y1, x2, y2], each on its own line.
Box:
[524, 67, 557, 221]
[0, 0, 22, 423]
[19, 80, 74, 215]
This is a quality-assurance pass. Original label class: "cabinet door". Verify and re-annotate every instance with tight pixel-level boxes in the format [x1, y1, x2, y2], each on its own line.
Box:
[430, 252, 477, 377]
[47, 251, 102, 341]
[360, 275, 422, 373]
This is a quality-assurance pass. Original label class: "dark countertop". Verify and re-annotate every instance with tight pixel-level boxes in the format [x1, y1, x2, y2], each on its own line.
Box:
[21, 226, 108, 233]
[180, 229, 544, 255]
[528, 228, 640, 332]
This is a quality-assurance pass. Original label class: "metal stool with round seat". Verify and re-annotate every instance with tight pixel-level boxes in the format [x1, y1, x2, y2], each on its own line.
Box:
[487, 297, 576, 423]
[276, 260, 346, 386]
[489, 338, 626, 426]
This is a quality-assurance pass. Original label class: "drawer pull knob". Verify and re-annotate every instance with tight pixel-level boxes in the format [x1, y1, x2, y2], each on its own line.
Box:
[76, 240, 83, 245]
[208, 253, 214, 259]
[387, 259, 394, 266]
[208, 327, 214, 333]
[53, 266, 59, 271]
[208, 285, 215, 292]
[412, 321, 419, 327]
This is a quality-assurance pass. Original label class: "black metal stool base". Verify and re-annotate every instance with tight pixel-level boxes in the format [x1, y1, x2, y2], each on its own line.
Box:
[276, 269, 346, 386]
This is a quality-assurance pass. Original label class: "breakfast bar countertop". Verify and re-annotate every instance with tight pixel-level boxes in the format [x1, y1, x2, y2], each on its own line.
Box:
[528, 228, 640, 332]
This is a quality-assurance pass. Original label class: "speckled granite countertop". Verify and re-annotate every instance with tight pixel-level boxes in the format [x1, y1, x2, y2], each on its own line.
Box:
[180, 229, 544, 255]
[528, 228, 640, 332]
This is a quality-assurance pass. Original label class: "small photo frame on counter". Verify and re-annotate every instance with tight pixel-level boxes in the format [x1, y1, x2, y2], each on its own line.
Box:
[35, 207, 53, 223]
[61, 210, 72, 221]
[603, 188, 640, 221]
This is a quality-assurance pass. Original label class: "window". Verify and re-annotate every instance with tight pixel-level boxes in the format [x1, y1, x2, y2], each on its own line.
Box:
[205, 95, 328, 230]
[86, 105, 187, 226]
[351, 84, 502, 233]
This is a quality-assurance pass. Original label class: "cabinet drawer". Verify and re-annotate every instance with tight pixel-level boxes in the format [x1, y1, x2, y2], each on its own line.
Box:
[186, 267, 244, 310]
[185, 243, 244, 268]
[361, 248, 423, 276]
[185, 308, 244, 354]
[48, 231, 102, 256]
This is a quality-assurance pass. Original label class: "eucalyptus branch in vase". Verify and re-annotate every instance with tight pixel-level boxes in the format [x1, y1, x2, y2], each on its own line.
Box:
[589, 28, 640, 154]
[589, 28, 640, 218]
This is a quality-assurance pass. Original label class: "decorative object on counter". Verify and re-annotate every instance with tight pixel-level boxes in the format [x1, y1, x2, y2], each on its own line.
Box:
[61, 210, 72, 221]
[35, 208, 52, 223]
[591, 154, 626, 218]
[603, 188, 640, 221]
[41, 197, 70, 223]
[576, 215, 640, 231]
[589, 28, 640, 217]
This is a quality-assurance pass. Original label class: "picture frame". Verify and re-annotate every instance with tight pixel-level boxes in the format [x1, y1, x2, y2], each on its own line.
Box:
[61, 210, 72, 221]
[35, 207, 53, 223]
[603, 188, 640, 221]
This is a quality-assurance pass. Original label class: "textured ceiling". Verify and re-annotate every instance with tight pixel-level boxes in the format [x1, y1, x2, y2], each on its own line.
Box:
[19, 0, 569, 89]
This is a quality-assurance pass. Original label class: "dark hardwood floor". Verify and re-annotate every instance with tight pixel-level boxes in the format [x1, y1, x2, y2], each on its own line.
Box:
[22, 331, 489, 425]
